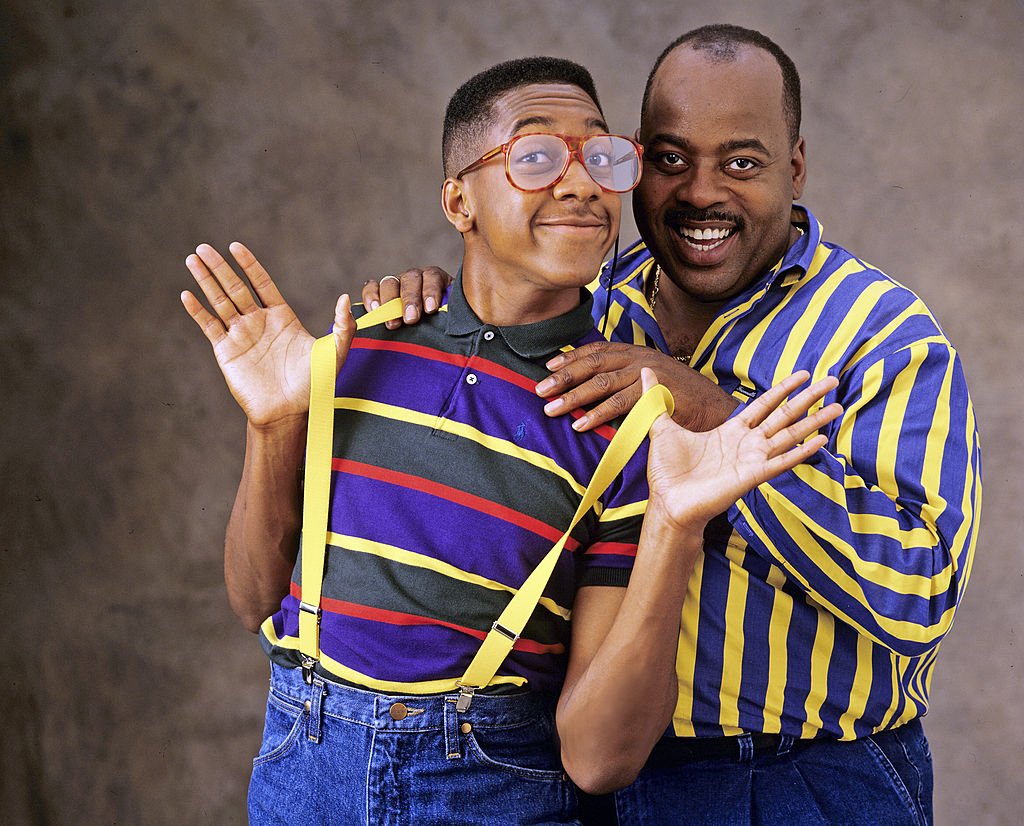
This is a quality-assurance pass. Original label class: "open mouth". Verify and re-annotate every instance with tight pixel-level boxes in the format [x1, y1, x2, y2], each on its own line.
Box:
[678, 225, 735, 251]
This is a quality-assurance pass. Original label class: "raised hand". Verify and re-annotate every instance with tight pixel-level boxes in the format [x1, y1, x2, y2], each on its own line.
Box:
[642, 368, 842, 531]
[181, 242, 355, 429]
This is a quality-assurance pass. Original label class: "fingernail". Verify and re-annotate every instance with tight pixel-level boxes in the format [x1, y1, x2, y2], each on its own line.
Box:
[543, 398, 564, 415]
[425, 297, 437, 313]
[404, 306, 417, 323]
[536, 378, 554, 395]
[547, 355, 565, 369]
[370, 300, 380, 311]
[572, 415, 588, 431]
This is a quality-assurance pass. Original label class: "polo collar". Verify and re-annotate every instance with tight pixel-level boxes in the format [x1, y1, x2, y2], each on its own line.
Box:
[445, 273, 596, 359]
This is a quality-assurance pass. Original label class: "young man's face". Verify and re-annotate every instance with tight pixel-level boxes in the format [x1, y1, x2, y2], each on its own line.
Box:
[634, 45, 806, 304]
[455, 84, 622, 303]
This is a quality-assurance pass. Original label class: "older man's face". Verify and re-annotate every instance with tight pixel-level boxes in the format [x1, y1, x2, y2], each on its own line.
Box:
[634, 45, 806, 304]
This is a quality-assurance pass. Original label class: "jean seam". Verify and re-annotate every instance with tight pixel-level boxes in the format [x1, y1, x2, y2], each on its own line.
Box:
[464, 732, 566, 782]
[893, 726, 927, 820]
[863, 735, 924, 826]
[253, 705, 308, 768]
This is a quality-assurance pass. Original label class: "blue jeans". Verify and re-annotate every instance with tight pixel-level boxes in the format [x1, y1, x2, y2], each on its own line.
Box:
[612, 721, 933, 825]
[248, 663, 580, 825]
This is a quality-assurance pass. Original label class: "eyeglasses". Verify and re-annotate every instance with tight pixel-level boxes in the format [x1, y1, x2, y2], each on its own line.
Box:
[457, 133, 643, 193]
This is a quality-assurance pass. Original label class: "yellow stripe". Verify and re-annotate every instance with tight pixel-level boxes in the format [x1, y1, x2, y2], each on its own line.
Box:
[261, 620, 527, 694]
[801, 610, 835, 738]
[672, 553, 705, 737]
[328, 531, 572, 620]
[598, 499, 648, 522]
[836, 633, 874, 740]
[335, 397, 588, 497]
[876, 651, 902, 731]
[770, 258, 860, 381]
[718, 537, 749, 731]
[760, 561, 793, 734]
[736, 495, 956, 645]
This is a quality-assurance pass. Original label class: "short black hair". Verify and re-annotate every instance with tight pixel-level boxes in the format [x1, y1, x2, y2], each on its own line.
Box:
[642, 25, 802, 147]
[442, 56, 603, 178]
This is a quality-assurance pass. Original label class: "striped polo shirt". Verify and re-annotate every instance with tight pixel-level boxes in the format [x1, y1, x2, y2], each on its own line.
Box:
[260, 277, 649, 695]
[591, 205, 981, 740]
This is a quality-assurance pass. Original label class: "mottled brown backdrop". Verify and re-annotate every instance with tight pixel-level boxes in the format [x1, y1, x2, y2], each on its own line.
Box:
[1, 1, 1020, 823]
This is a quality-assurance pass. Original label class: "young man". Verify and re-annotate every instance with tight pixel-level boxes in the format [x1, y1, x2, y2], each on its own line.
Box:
[375, 26, 980, 826]
[182, 57, 839, 824]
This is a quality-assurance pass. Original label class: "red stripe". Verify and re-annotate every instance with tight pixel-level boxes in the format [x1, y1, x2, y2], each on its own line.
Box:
[291, 585, 563, 655]
[352, 338, 467, 367]
[584, 541, 638, 558]
[332, 458, 580, 551]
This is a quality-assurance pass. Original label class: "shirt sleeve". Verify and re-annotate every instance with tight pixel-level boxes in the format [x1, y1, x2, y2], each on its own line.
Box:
[730, 335, 981, 658]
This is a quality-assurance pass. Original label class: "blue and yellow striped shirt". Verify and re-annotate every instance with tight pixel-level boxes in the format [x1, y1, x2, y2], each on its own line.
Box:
[592, 206, 981, 740]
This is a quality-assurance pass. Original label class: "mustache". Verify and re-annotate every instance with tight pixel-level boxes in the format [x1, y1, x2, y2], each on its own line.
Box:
[666, 205, 744, 230]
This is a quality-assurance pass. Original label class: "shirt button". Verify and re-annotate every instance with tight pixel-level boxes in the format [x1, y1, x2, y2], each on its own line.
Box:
[465, 373, 478, 385]
[483, 330, 495, 341]
[389, 702, 409, 720]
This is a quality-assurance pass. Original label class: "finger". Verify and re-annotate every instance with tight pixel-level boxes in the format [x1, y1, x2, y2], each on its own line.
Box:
[228, 241, 287, 308]
[399, 269, 424, 325]
[537, 348, 621, 399]
[421, 266, 452, 314]
[543, 367, 635, 419]
[542, 341, 611, 378]
[761, 434, 829, 478]
[361, 278, 382, 312]
[333, 294, 356, 371]
[570, 385, 643, 432]
[186, 251, 241, 327]
[733, 371, 811, 427]
[193, 244, 251, 324]
[180, 289, 228, 347]
[379, 273, 404, 329]
[764, 402, 843, 456]
[757, 375, 840, 437]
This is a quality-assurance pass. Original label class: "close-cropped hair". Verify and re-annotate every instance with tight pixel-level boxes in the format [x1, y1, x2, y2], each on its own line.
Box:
[642, 24, 802, 147]
[442, 56, 603, 178]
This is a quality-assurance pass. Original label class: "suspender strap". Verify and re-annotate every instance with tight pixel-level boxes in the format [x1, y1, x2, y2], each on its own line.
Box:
[297, 295, 674, 702]
[455, 382, 672, 710]
[298, 298, 403, 679]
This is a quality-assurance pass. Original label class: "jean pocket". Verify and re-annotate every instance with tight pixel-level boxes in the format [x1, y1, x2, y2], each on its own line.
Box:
[464, 721, 567, 783]
[252, 689, 308, 768]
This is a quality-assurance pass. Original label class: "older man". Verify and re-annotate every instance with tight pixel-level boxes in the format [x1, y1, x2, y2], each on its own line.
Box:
[373, 25, 980, 826]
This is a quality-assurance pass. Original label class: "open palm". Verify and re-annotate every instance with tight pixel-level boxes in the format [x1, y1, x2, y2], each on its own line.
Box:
[643, 369, 841, 531]
[181, 242, 353, 428]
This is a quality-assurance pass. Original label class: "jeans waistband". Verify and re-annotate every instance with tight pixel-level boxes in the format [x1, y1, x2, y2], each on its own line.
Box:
[268, 662, 555, 732]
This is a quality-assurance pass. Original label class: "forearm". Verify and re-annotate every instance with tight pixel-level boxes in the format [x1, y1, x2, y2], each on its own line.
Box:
[557, 505, 702, 793]
[225, 418, 307, 632]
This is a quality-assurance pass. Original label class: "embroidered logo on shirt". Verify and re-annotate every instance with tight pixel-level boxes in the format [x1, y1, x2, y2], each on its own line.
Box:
[513, 422, 527, 443]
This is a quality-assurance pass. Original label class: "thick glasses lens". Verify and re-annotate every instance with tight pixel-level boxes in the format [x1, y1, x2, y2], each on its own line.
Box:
[507, 135, 568, 190]
[581, 135, 641, 193]
[507, 135, 640, 192]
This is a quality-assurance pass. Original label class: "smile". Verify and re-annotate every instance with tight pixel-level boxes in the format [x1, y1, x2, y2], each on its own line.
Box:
[678, 226, 735, 251]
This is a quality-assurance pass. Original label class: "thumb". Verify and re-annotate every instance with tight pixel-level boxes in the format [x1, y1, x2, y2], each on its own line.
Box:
[333, 293, 356, 373]
[640, 366, 678, 441]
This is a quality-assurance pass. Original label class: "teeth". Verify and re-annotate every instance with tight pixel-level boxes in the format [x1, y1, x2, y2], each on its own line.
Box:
[682, 227, 732, 241]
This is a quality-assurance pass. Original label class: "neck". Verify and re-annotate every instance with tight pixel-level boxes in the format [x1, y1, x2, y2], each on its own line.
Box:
[461, 259, 583, 327]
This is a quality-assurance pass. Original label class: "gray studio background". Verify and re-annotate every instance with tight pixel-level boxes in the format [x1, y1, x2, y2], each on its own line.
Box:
[2, 1, 1020, 823]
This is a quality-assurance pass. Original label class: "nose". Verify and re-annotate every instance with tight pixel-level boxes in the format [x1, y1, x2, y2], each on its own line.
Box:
[551, 155, 601, 201]
[677, 161, 726, 209]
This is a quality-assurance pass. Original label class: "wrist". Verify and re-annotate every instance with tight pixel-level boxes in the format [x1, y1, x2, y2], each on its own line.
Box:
[247, 415, 308, 443]
[644, 494, 709, 543]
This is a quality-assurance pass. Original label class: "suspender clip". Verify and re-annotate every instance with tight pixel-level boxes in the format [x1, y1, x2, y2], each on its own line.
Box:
[455, 683, 476, 713]
[491, 621, 520, 644]
[301, 655, 317, 685]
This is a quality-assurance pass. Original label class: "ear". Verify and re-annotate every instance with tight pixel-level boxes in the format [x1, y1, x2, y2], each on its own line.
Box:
[790, 136, 807, 200]
[441, 178, 474, 233]
[633, 127, 641, 143]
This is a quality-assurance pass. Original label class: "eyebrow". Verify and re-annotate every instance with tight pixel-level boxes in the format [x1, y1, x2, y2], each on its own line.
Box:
[510, 115, 609, 135]
[648, 133, 772, 156]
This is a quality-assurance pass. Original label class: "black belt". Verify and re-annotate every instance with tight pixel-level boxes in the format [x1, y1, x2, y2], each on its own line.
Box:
[645, 732, 806, 767]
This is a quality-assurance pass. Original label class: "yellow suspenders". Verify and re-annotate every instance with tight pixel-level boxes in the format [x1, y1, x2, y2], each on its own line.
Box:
[297, 297, 673, 709]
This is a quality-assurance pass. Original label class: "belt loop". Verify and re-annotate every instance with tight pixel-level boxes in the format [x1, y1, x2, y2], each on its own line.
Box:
[737, 732, 754, 762]
[307, 675, 327, 743]
[777, 734, 795, 756]
[444, 696, 462, 760]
